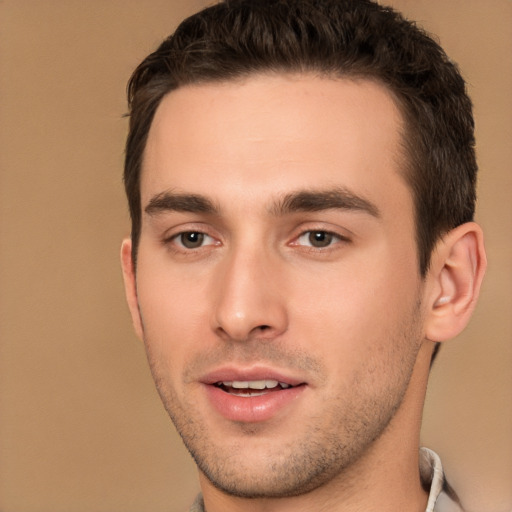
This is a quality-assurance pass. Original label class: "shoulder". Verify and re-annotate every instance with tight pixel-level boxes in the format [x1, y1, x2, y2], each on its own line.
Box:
[189, 494, 205, 512]
[435, 490, 465, 512]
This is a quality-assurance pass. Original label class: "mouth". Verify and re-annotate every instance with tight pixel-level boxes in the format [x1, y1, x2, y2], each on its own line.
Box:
[202, 368, 308, 422]
[214, 379, 299, 397]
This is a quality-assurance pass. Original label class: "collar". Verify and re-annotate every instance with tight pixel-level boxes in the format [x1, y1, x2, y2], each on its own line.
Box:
[420, 447, 464, 512]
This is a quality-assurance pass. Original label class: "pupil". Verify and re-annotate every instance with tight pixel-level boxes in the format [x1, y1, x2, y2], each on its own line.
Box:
[182, 232, 204, 248]
[309, 231, 332, 247]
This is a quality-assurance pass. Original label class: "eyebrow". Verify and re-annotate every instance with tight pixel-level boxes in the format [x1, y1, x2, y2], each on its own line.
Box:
[270, 188, 380, 218]
[144, 187, 380, 218]
[145, 191, 219, 216]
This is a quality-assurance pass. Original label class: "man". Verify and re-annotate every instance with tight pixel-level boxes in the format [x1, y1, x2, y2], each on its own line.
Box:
[120, 1, 486, 510]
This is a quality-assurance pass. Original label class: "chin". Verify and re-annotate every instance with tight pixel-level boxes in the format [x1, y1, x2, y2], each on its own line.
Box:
[197, 456, 339, 499]
[185, 429, 370, 500]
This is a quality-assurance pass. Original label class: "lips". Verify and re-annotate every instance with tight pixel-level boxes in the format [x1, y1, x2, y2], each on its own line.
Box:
[201, 367, 307, 423]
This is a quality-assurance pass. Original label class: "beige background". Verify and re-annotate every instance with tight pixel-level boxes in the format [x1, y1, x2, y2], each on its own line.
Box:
[0, 1, 510, 511]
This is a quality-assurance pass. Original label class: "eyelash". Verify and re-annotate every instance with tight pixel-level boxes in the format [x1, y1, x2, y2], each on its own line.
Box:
[163, 228, 350, 254]
[170, 231, 217, 250]
[293, 230, 349, 250]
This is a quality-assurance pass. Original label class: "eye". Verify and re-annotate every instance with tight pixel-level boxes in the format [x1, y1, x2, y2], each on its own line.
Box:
[296, 230, 340, 248]
[173, 231, 216, 249]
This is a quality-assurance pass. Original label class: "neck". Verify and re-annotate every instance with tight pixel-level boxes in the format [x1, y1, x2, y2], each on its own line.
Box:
[199, 343, 433, 512]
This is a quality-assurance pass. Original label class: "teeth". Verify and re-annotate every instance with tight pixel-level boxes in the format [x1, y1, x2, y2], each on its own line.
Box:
[221, 379, 282, 390]
[231, 381, 249, 389]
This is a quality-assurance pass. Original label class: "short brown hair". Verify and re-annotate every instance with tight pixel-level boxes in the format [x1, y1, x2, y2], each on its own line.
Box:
[124, 0, 477, 275]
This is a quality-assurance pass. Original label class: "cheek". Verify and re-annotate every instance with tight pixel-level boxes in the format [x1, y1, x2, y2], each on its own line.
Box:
[135, 262, 211, 370]
[288, 250, 420, 362]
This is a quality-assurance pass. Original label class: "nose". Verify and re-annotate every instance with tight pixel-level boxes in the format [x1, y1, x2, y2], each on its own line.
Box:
[211, 245, 288, 342]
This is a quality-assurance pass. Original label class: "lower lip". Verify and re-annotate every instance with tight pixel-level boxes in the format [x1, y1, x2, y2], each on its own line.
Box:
[204, 384, 306, 423]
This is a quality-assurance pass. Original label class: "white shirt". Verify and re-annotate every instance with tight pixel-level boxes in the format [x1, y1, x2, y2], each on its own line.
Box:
[421, 447, 464, 512]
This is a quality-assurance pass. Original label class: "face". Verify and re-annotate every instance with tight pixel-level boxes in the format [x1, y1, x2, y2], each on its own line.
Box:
[123, 74, 428, 498]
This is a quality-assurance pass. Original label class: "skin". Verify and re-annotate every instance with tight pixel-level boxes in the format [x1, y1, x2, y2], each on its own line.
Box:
[121, 73, 486, 512]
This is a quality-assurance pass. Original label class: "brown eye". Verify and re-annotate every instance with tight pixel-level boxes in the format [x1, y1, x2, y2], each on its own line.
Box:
[307, 231, 334, 247]
[179, 232, 205, 249]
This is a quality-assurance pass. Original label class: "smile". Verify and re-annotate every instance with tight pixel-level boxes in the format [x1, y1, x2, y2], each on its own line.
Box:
[215, 380, 293, 397]
[204, 373, 307, 422]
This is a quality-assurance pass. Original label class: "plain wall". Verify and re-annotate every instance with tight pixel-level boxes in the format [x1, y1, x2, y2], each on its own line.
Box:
[0, 1, 510, 511]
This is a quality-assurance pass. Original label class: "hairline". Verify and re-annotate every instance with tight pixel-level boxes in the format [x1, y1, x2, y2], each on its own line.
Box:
[133, 69, 425, 271]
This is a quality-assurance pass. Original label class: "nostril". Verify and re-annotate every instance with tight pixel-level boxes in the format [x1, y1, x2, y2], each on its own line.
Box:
[258, 325, 271, 331]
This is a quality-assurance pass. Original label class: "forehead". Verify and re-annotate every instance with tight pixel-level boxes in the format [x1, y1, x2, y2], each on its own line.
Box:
[141, 73, 410, 215]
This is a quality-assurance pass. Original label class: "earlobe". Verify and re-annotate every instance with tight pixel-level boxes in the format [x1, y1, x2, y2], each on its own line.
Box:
[424, 222, 486, 342]
[120, 238, 144, 341]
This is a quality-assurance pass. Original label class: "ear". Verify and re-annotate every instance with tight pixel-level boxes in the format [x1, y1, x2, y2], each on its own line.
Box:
[424, 222, 486, 342]
[120, 238, 144, 341]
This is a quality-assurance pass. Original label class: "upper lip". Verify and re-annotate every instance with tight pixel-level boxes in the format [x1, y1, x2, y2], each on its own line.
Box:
[200, 366, 307, 387]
